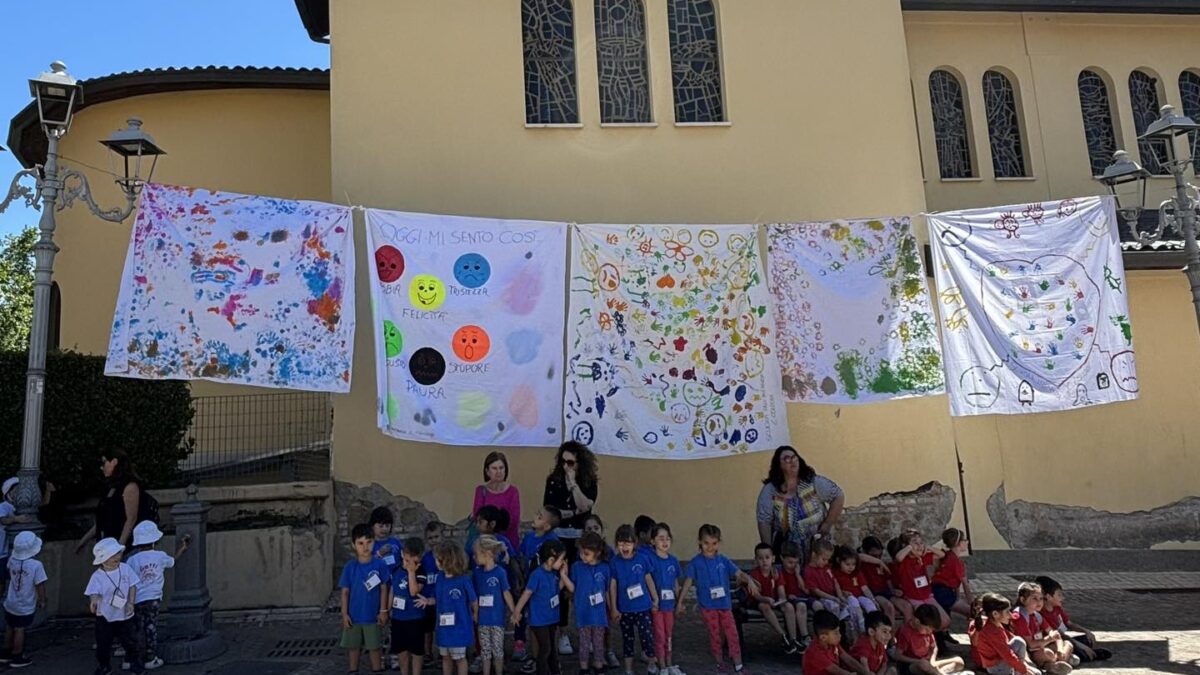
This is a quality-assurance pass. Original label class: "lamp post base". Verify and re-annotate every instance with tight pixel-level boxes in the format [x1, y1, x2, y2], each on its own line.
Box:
[157, 630, 226, 665]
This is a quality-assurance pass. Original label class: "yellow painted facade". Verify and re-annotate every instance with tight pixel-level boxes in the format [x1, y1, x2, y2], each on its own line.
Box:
[37, 3, 1200, 556]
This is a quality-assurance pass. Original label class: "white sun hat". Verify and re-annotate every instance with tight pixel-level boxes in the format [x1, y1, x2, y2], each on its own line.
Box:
[11, 532, 42, 561]
[92, 537, 126, 566]
[1, 477, 18, 497]
[132, 520, 164, 547]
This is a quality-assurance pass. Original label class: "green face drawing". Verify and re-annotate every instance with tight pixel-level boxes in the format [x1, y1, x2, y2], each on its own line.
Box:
[383, 320, 403, 358]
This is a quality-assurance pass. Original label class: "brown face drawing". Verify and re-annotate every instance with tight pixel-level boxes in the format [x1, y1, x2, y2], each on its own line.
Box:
[375, 245, 405, 283]
[452, 325, 491, 363]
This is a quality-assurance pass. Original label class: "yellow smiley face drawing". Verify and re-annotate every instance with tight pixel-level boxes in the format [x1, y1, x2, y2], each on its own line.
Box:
[408, 274, 446, 310]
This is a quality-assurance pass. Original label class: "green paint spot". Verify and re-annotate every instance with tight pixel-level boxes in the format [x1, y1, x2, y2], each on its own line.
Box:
[869, 361, 902, 394]
[386, 394, 400, 425]
[835, 352, 863, 399]
[1111, 315, 1132, 345]
[456, 391, 491, 430]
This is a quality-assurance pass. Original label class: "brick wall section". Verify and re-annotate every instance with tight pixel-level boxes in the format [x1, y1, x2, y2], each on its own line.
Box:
[830, 480, 958, 549]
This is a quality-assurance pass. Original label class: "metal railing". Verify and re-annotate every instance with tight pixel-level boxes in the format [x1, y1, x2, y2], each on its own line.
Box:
[175, 392, 332, 486]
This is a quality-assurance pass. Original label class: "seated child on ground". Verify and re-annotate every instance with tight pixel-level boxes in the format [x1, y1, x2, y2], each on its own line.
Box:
[851, 611, 899, 675]
[1011, 582, 1074, 675]
[802, 609, 872, 675]
[1034, 576, 1110, 663]
[973, 592, 1041, 675]
[893, 604, 966, 675]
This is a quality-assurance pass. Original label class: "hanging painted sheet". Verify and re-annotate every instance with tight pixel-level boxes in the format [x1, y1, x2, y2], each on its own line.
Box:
[928, 196, 1137, 416]
[105, 183, 355, 392]
[565, 224, 789, 459]
[366, 209, 566, 446]
[767, 218, 944, 404]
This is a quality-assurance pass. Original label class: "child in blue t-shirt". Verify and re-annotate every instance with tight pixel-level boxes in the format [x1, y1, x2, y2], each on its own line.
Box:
[420, 521, 444, 663]
[467, 506, 518, 565]
[387, 537, 429, 675]
[634, 514, 658, 561]
[570, 532, 611, 675]
[649, 523, 682, 675]
[513, 539, 571, 675]
[678, 524, 758, 674]
[610, 525, 658, 675]
[339, 524, 391, 674]
[370, 506, 404, 576]
[433, 541, 477, 674]
[516, 506, 561, 662]
[472, 536, 516, 675]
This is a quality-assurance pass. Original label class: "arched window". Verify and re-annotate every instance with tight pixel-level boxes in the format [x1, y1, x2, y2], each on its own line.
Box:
[1179, 70, 1200, 172]
[594, 0, 651, 123]
[982, 70, 1027, 178]
[1078, 69, 1120, 177]
[667, 0, 724, 123]
[1129, 70, 1170, 174]
[928, 69, 975, 179]
[522, 0, 579, 125]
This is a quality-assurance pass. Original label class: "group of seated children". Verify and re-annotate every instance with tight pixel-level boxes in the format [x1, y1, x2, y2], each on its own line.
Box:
[338, 508, 1109, 675]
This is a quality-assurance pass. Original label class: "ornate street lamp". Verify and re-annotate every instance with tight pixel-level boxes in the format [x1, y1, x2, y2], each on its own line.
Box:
[0, 62, 166, 539]
[1100, 104, 1200, 335]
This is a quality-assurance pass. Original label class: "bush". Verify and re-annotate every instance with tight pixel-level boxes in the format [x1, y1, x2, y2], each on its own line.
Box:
[0, 351, 193, 502]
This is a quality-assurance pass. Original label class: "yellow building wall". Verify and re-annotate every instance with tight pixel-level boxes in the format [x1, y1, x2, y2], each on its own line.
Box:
[327, 0, 961, 557]
[906, 11, 1200, 549]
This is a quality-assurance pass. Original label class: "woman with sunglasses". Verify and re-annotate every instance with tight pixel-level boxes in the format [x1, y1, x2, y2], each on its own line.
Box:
[755, 445, 844, 564]
[541, 441, 599, 656]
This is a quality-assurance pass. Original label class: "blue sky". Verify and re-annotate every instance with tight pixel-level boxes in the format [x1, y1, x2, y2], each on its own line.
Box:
[0, 1, 329, 237]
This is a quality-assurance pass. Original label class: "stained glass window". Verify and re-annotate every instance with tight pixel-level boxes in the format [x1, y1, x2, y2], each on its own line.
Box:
[667, 0, 725, 123]
[1128, 70, 1170, 175]
[1078, 70, 1119, 177]
[929, 70, 974, 179]
[522, 0, 579, 125]
[1179, 71, 1200, 172]
[982, 70, 1027, 178]
[595, 0, 651, 123]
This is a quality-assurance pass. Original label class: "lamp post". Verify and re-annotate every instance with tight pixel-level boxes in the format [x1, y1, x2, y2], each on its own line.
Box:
[1100, 104, 1200, 335]
[0, 62, 166, 537]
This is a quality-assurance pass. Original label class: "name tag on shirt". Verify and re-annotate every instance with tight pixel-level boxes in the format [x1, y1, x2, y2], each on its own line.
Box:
[589, 592, 604, 606]
[626, 585, 645, 600]
[550, 595, 560, 609]
[393, 596, 407, 610]
[660, 589, 675, 601]
[914, 576, 929, 589]
[428, 573, 439, 584]
[365, 573, 381, 591]
[110, 593, 127, 610]
[709, 586, 726, 600]
[439, 613, 456, 627]
[480, 594, 495, 608]
[383, 555, 396, 566]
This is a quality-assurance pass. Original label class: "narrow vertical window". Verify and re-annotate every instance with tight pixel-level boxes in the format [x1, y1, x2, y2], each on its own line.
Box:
[1129, 70, 1169, 174]
[1179, 70, 1200, 172]
[595, 0, 651, 123]
[667, 0, 724, 123]
[928, 70, 975, 179]
[1078, 70, 1120, 177]
[982, 70, 1028, 178]
[522, 0, 579, 124]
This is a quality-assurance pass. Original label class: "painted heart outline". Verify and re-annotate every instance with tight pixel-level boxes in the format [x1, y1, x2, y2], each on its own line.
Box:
[978, 254, 1102, 390]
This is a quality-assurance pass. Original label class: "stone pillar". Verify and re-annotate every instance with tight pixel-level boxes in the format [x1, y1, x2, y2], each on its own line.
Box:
[160, 484, 225, 663]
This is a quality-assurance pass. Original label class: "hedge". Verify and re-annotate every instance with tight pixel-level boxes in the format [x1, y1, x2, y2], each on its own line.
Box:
[0, 351, 193, 503]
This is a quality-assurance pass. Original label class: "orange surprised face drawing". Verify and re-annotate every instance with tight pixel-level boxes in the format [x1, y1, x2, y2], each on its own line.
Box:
[452, 325, 491, 363]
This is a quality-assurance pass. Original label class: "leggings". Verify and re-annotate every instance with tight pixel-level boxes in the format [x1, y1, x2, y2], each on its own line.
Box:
[811, 598, 850, 620]
[845, 596, 870, 632]
[532, 625, 560, 675]
[134, 600, 161, 659]
[619, 610, 654, 659]
[96, 616, 144, 673]
[578, 626, 606, 668]
[701, 608, 741, 664]
[652, 609, 675, 663]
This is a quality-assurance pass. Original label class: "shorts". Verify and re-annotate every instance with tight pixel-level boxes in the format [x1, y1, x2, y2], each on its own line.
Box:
[439, 646, 467, 659]
[341, 623, 383, 651]
[478, 625, 505, 659]
[872, 589, 894, 600]
[907, 596, 938, 608]
[932, 584, 958, 611]
[4, 611, 33, 629]
[390, 618, 425, 655]
[423, 606, 437, 632]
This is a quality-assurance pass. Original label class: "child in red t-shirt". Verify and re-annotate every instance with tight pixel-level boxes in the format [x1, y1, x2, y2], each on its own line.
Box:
[804, 539, 852, 625]
[832, 545, 878, 634]
[1035, 576, 1111, 663]
[859, 537, 900, 623]
[803, 610, 868, 675]
[930, 528, 973, 621]
[884, 538, 915, 624]
[747, 543, 802, 655]
[779, 541, 813, 651]
[972, 592, 1036, 675]
[851, 611, 897, 675]
[1012, 582, 1074, 675]
[893, 605, 965, 675]
[894, 530, 949, 630]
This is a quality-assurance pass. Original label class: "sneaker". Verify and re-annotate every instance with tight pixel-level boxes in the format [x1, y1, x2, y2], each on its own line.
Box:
[0, 649, 11, 663]
[121, 662, 131, 671]
[469, 657, 483, 674]
[388, 654, 401, 670]
[144, 657, 164, 670]
[513, 640, 528, 662]
[9, 655, 32, 669]
[648, 663, 659, 675]
[732, 666, 747, 675]
[521, 659, 537, 674]
[1068, 655, 1081, 668]
[606, 650, 621, 667]
[558, 634, 574, 655]
[784, 636, 798, 655]
[1047, 662, 1073, 675]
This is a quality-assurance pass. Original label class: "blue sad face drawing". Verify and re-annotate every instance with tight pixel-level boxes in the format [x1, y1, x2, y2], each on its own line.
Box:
[453, 253, 491, 289]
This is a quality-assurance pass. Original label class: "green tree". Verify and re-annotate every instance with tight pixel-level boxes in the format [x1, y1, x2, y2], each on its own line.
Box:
[0, 227, 36, 352]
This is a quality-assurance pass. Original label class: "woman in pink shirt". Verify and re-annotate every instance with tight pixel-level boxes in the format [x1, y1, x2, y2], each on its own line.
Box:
[473, 452, 521, 546]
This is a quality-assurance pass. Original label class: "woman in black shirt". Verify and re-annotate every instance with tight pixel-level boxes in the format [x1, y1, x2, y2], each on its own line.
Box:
[75, 449, 144, 552]
[541, 441, 599, 653]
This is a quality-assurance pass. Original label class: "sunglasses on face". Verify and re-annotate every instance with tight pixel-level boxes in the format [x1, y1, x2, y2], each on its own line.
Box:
[562, 459, 577, 467]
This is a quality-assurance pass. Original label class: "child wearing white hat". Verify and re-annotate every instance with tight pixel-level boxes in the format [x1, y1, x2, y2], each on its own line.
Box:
[0, 478, 33, 588]
[125, 521, 190, 670]
[85, 537, 144, 675]
[0, 531, 46, 669]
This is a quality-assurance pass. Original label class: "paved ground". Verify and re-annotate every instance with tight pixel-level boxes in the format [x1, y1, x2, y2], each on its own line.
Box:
[24, 572, 1200, 675]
